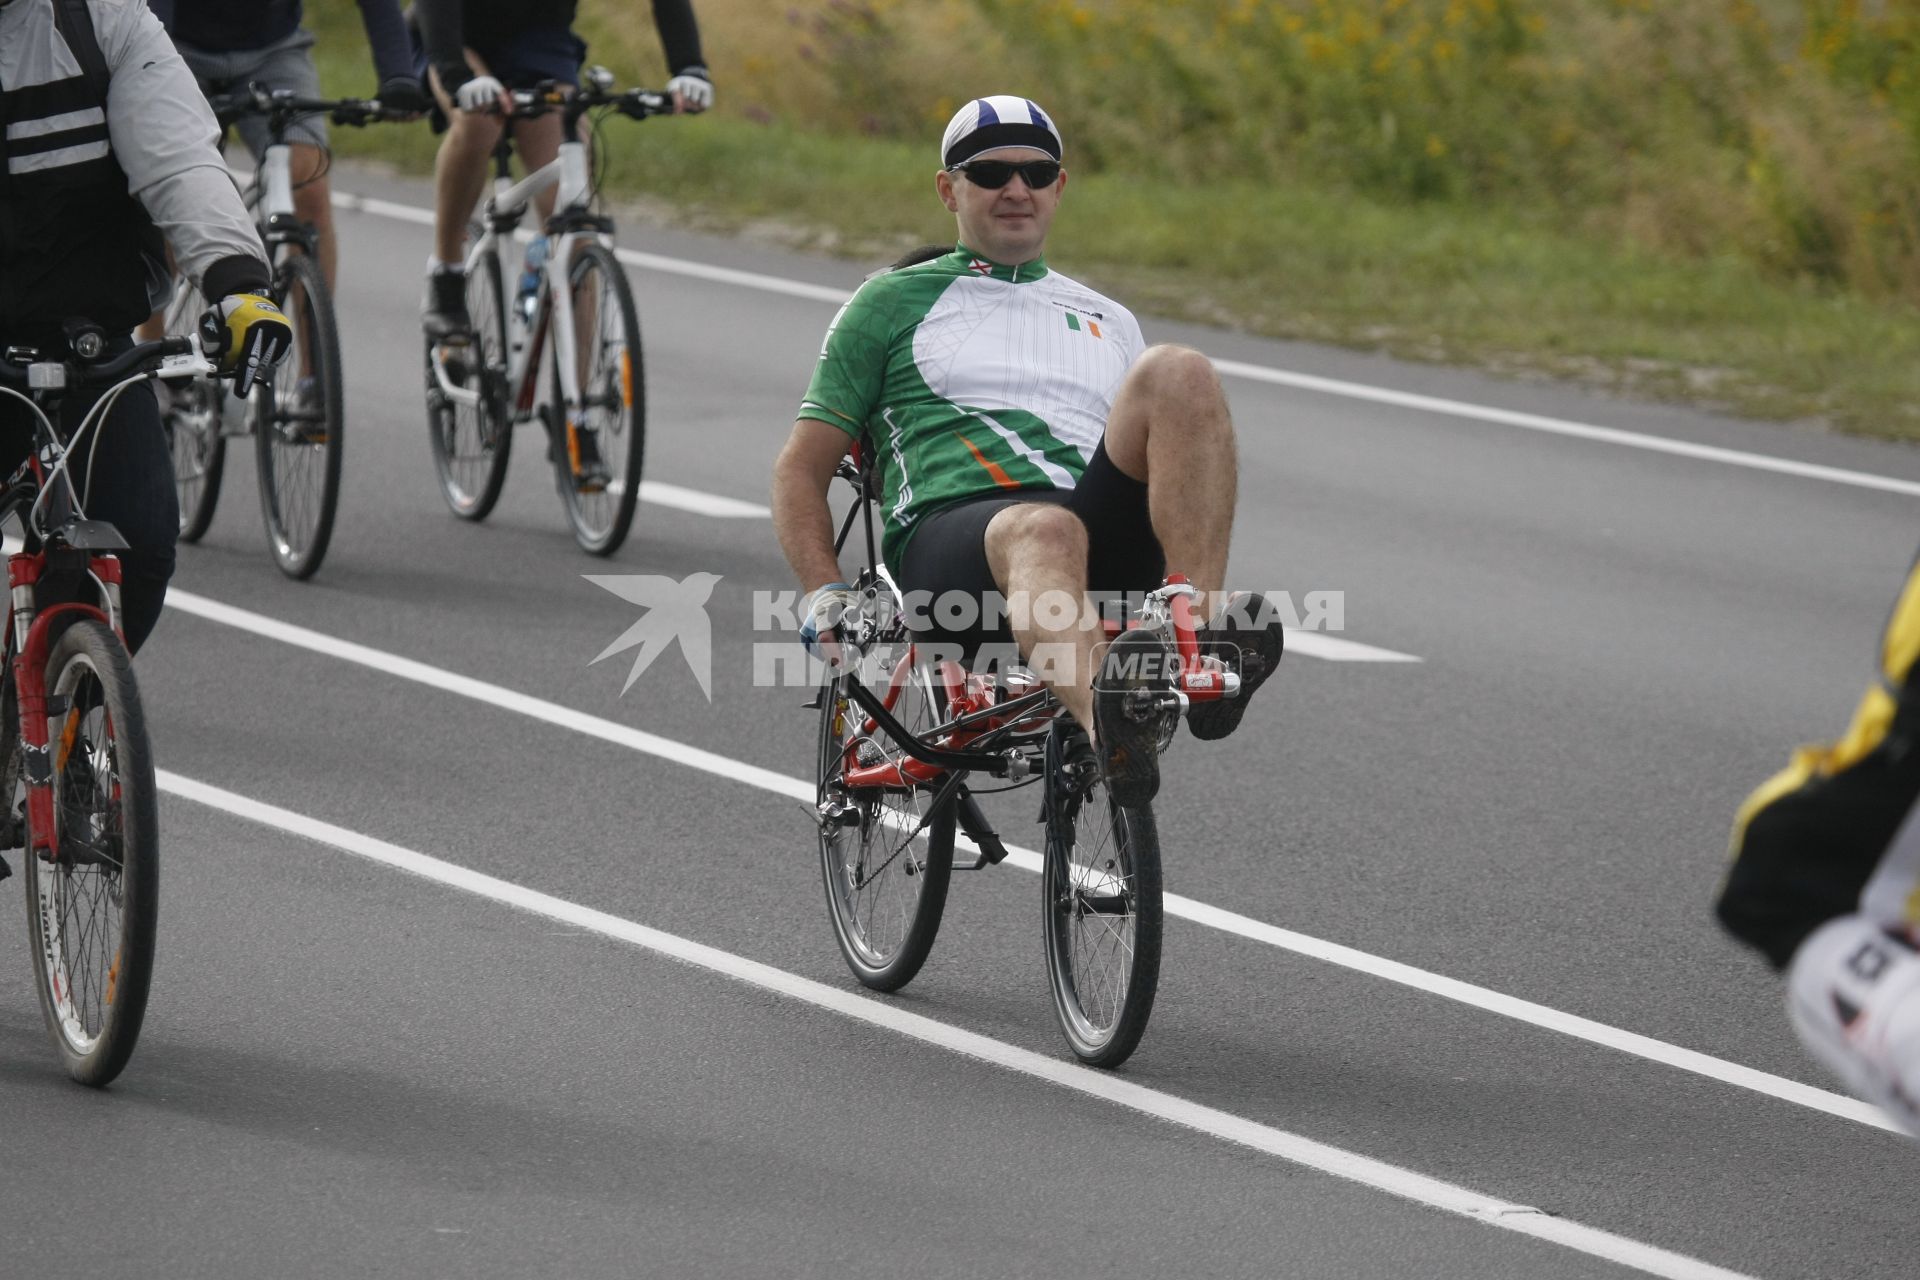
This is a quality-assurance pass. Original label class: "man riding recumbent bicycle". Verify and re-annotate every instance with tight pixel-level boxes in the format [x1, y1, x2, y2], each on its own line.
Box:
[770, 97, 1285, 1067]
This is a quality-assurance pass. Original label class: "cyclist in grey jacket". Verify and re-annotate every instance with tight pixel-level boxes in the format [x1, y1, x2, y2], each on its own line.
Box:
[0, 0, 290, 651]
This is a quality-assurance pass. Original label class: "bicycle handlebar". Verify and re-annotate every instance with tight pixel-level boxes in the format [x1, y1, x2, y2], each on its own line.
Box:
[497, 83, 671, 126]
[208, 86, 412, 130]
[0, 336, 198, 391]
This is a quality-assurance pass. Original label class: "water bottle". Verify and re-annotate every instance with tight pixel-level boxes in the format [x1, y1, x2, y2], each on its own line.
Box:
[516, 235, 548, 326]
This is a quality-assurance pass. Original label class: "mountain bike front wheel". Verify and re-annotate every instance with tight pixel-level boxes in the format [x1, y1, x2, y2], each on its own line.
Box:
[23, 621, 158, 1087]
[1041, 725, 1163, 1068]
[550, 242, 644, 556]
[253, 250, 343, 580]
[817, 660, 954, 992]
[425, 247, 513, 521]
[160, 274, 225, 542]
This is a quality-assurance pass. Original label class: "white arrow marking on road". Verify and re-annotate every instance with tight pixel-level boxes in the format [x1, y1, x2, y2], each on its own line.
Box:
[158, 767, 1761, 1280]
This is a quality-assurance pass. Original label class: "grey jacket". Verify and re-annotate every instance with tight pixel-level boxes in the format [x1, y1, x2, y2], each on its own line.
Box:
[0, 0, 267, 308]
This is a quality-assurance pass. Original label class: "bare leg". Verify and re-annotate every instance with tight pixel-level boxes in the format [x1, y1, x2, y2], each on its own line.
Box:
[428, 63, 505, 265]
[984, 503, 1102, 736]
[288, 143, 336, 291]
[1099, 344, 1237, 617]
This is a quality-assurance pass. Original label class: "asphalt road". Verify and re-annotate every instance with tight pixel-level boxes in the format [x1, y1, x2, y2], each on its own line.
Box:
[1, 161, 1915, 1279]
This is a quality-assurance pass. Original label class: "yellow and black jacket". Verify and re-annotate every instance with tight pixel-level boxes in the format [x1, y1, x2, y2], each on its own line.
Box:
[1719, 548, 1920, 968]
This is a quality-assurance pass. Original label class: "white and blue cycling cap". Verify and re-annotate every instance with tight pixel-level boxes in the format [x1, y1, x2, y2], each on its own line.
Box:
[940, 96, 1063, 167]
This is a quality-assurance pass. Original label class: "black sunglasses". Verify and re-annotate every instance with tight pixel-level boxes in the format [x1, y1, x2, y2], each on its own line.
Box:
[948, 159, 1062, 190]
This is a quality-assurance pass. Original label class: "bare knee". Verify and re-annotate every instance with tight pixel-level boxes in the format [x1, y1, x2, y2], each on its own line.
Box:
[1128, 343, 1224, 408]
[292, 180, 331, 233]
[444, 111, 504, 158]
[985, 503, 1088, 587]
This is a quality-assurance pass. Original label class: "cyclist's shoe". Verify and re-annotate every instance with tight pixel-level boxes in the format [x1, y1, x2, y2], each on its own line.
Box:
[1788, 914, 1920, 1137]
[55, 735, 114, 868]
[1094, 627, 1172, 809]
[1049, 721, 1100, 801]
[567, 421, 612, 493]
[422, 267, 472, 342]
[284, 376, 328, 443]
[1186, 590, 1286, 742]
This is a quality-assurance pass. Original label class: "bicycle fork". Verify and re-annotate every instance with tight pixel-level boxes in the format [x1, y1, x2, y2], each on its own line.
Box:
[8, 552, 122, 865]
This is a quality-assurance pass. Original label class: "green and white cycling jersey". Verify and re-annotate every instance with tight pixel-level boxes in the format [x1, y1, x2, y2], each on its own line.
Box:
[798, 245, 1145, 568]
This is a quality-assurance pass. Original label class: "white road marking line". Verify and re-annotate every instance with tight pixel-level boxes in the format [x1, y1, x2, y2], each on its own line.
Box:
[1286, 630, 1421, 662]
[156, 768, 1758, 1280]
[162, 587, 1895, 1134]
[1213, 360, 1920, 498]
[637, 481, 771, 518]
[334, 187, 1920, 502]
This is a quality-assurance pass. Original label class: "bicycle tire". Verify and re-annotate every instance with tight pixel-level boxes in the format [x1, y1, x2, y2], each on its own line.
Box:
[23, 621, 158, 1087]
[1041, 726, 1163, 1068]
[252, 251, 343, 579]
[424, 247, 512, 521]
[549, 241, 644, 556]
[160, 274, 225, 542]
[817, 660, 954, 992]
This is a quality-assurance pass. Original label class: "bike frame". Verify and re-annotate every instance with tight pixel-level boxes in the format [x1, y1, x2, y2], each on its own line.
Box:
[429, 140, 606, 425]
[0, 346, 213, 861]
[818, 445, 1238, 846]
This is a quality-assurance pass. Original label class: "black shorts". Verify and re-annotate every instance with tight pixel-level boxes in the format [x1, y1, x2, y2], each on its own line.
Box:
[893, 439, 1165, 657]
[414, 23, 588, 131]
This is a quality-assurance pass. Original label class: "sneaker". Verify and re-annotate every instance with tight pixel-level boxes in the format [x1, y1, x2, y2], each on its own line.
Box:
[55, 735, 114, 868]
[568, 420, 612, 492]
[1787, 914, 1920, 1136]
[283, 375, 327, 443]
[422, 267, 472, 341]
[1186, 590, 1285, 742]
[1094, 627, 1172, 809]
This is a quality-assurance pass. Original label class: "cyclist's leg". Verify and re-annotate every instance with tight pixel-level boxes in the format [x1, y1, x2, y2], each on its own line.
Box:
[58, 347, 178, 654]
[1787, 799, 1920, 1135]
[893, 493, 1056, 673]
[1099, 344, 1235, 615]
[427, 53, 506, 267]
[494, 25, 589, 223]
[227, 29, 336, 292]
[980, 501, 1102, 733]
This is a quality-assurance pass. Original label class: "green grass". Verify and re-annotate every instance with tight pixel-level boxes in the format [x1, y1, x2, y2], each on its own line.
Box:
[309, 19, 1920, 442]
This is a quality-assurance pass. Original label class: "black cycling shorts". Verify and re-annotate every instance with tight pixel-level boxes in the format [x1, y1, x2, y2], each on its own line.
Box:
[893, 439, 1165, 658]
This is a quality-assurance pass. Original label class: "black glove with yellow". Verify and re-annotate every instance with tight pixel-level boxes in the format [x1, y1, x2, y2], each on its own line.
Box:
[198, 292, 293, 397]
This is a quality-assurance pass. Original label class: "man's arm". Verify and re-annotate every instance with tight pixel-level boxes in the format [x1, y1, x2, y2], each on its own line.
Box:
[412, 0, 472, 96]
[98, 0, 267, 298]
[650, 0, 706, 79]
[772, 419, 854, 594]
[353, 0, 417, 87]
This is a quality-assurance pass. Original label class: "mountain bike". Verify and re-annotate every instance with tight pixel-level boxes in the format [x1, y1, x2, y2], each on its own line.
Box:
[809, 445, 1253, 1068]
[0, 327, 211, 1085]
[422, 72, 663, 555]
[161, 88, 406, 579]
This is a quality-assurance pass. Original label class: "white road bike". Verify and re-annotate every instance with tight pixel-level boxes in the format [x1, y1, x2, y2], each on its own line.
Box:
[162, 87, 403, 580]
[423, 72, 666, 556]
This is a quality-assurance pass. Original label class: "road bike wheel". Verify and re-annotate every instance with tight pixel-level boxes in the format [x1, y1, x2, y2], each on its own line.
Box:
[549, 241, 644, 556]
[424, 248, 512, 520]
[160, 275, 225, 542]
[1042, 726, 1163, 1068]
[817, 655, 954, 991]
[252, 250, 342, 580]
[23, 621, 158, 1087]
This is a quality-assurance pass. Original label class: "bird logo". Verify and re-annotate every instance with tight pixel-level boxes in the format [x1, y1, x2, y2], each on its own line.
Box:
[585, 572, 723, 700]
